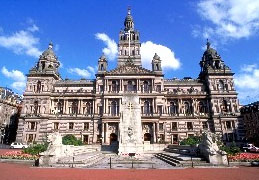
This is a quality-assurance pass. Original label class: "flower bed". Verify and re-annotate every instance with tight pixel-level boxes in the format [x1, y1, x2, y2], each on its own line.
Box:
[0, 150, 38, 160]
[228, 153, 259, 162]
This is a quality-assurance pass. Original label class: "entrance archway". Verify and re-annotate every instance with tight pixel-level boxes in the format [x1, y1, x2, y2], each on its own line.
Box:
[144, 133, 151, 141]
[110, 133, 118, 143]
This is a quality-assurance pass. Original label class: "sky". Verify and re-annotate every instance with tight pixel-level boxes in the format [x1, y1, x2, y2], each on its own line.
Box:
[0, 0, 259, 105]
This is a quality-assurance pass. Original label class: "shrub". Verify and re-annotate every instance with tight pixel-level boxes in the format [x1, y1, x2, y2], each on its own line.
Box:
[62, 134, 83, 146]
[220, 142, 241, 155]
[23, 143, 48, 155]
[180, 136, 201, 146]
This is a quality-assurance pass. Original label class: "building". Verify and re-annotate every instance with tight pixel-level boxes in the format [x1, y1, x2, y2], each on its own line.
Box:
[240, 101, 259, 146]
[0, 87, 22, 144]
[17, 9, 243, 146]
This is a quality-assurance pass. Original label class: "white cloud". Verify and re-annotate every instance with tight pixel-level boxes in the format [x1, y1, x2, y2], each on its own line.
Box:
[1, 66, 26, 91]
[141, 41, 181, 70]
[0, 25, 41, 58]
[87, 66, 96, 75]
[68, 68, 91, 78]
[234, 64, 259, 104]
[197, 0, 259, 39]
[27, 24, 39, 32]
[95, 33, 118, 60]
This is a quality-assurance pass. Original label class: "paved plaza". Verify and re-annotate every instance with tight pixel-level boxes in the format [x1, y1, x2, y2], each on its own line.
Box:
[0, 162, 259, 180]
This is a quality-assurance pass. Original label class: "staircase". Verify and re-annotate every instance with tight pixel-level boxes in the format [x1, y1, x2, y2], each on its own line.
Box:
[155, 152, 211, 167]
[56, 152, 105, 168]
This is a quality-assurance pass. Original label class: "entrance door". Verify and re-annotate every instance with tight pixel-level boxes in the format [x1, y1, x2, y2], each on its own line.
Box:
[83, 135, 89, 144]
[110, 133, 118, 144]
[144, 133, 151, 141]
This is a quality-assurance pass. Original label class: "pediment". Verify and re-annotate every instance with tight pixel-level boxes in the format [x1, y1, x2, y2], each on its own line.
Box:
[107, 64, 154, 75]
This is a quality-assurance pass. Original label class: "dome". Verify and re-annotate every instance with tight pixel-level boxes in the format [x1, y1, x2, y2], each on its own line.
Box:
[203, 40, 218, 58]
[41, 42, 57, 59]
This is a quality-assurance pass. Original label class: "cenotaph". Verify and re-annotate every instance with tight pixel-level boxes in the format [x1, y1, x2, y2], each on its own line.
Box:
[118, 94, 143, 155]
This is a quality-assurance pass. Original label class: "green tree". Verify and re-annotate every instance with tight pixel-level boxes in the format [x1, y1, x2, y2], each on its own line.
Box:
[62, 134, 83, 146]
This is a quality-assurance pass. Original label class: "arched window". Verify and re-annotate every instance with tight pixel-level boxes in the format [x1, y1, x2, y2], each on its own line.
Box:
[72, 101, 78, 114]
[170, 102, 177, 115]
[218, 80, 224, 92]
[86, 102, 91, 115]
[184, 102, 192, 115]
[100, 64, 104, 71]
[143, 81, 149, 93]
[34, 101, 38, 115]
[37, 81, 41, 93]
[144, 101, 150, 115]
[111, 101, 117, 116]
[198, 102, 206, 114]
[57, 101, 63, 114]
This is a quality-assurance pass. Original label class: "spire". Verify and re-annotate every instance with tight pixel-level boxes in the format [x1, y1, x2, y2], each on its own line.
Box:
[48, 41, 53, 49]
[206, 39, 211, 50]
[124, 7, 134, 31]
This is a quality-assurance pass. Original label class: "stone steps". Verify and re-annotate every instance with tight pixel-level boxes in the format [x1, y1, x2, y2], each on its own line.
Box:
[155, 153, 211, 167]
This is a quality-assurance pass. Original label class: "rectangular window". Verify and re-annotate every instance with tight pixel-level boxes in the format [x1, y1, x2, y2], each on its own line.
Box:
[159, 123, 164, 131]
[172, 122, 177, 130]
[69, 122, 74, 130]
[202, 122, 208, 129]
[84, 122, 90, 130]
[30, 122, 36, 130]
[54, 122, 59, 130]
[97, 135, 101, 143]
[157, 85, 161, 92]
[28, 134, 34, 142]
[187, 122, 193, 130]
[172, 134, 178, 144]
[158, 106, 162, 116]
[226, 121, 231, 129]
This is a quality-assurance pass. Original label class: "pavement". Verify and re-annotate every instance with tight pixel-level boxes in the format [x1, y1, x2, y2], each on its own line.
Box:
[0, 162, 259, 180]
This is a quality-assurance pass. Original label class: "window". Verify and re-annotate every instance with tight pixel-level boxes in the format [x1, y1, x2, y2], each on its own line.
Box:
[172, 122, 177, 130]
[69, 122, 74, 130]
[157, 106, 162, 116]
[170, 102, 178, 115]
[30, 122, 36, 130]
[159, 123, 164, 131]
[83, 135, 89, 144]
[99, 106, 103, 115]
[84, 122, 89, 130]
[187, 122, 193, 130]
[143, 81, 149, 93]
[57, 102, 63, 114]
[54, 122, 59, 130]
[85, 102, 92, 115]
[144, 101, 151, 115]
[71, 101, 78, 114]
[34, 101, 38, 115]
[226, 121, 231, 129]
[37, 81, 41, 93]
[184, 102, 192, 115]
[127, 81, 133, 91]
[111, 101, 117, 116]
[99, 85, 104, 92]
[112, 81, 117, 92]
[198, 102, 206, 114]
[28, 134, 34, 142]
[202, 122, 208, 129]
[157, 85, 161, 92]
[218, 80, 224, 92]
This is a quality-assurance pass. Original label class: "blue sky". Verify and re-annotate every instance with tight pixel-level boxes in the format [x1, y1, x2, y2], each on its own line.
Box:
[0, 0, 259, 105]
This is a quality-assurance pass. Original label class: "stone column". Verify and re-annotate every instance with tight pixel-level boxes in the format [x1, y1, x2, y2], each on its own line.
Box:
[153, 122, 156, 143]
[102, 122, 104, 144]
[105, 123, 108, 144]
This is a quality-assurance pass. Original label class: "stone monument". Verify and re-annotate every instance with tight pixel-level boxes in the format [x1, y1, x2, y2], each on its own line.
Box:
[199, 131, 228, 165]
[118, 94, 143, 155]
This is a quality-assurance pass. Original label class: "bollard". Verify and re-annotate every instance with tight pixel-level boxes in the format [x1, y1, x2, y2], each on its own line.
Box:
[132, 160, 133, 169]
[110, 157, 112, 169]
[191, 156, 194, 168]
[72, 156, 74, 168]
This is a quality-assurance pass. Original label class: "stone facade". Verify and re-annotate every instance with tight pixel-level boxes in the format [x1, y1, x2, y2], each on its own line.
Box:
[240, 101, 259, 146]
[0, 87, 22, 143]
[17, 9, 243, 146]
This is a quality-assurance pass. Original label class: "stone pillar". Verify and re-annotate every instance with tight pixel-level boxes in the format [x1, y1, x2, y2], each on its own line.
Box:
[105, 123, 108, 144]
[153, 122, 156, 143]
[102, 122, 104, 144]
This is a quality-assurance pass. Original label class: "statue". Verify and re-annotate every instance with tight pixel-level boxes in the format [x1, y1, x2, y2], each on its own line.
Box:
[199, 131, 228, 165]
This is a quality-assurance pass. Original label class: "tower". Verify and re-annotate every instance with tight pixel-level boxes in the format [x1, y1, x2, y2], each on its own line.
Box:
[117, 8, 141, 67]
[97, 54, 108, 74]
[152, 53, 162, 73]
[199, 40, 242, 142]
[17, 42, 61, 142]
